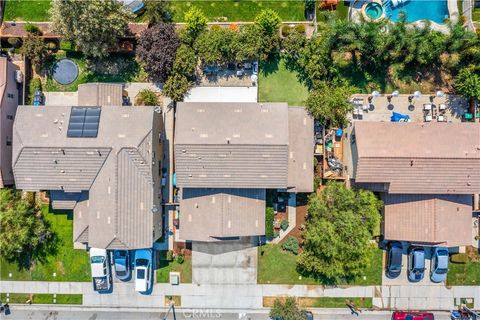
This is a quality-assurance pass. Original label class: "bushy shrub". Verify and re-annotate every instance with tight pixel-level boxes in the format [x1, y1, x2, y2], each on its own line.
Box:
[265, 207, 275, 237]
[46, 41, 57, 51]
[166, 250, 174, 261]
[450, 253, 468, 264]
[59, 40, 74, 51]
[7, 37, 21, 48]
[280, 219, 289, 231]
[281, 25, 291, 37]
[30, 78, 42, 91]
[24, 23, 42, 35]
[294, 24, 306, 34]
[175, 255, 184, 264]
[135, 89, 159, 106]
[282, 236, 299, 255]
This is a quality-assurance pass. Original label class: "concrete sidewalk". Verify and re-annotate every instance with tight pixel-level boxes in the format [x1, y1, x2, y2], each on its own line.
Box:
[2, 280, 480, 310]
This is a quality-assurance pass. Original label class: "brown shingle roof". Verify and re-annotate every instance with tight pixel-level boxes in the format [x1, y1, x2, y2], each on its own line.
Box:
[354, 122, 480, 194]
[383, 194, 473, 246]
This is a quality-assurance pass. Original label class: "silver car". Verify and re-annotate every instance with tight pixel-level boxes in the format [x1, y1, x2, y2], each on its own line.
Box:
[407, 247, 425, 282]
[430, 247, 449, 283]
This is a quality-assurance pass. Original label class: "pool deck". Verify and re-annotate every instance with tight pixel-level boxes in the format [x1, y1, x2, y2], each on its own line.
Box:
[349, 0, 459, 33]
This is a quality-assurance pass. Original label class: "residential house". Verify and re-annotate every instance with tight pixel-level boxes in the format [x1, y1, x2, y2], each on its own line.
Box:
[0, 57, 19, 188]
[349, 121, 480, 247]
[174, 102, 314, 241]
[13, 104, 164, 250]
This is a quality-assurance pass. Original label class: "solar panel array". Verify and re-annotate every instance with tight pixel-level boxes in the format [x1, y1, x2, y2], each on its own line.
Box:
[67, 107, 101, 138]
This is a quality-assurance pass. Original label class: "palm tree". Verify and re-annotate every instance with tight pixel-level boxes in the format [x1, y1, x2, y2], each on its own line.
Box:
[455, 68, 480, 116]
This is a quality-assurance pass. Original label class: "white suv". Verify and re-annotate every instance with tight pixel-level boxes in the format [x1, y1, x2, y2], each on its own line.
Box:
[90, 248, 112, 292]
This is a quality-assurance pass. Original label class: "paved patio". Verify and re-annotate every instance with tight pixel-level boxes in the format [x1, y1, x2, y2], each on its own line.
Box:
[184, 86, 257, 103]
[348, 94, 468, 123]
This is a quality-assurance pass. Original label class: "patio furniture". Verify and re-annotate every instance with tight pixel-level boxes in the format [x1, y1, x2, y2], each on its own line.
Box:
[437, 115, 445, 122]
[439, 103, 446, 111]
[236, 70, 244, 77]
[423, 104, 432, 111]
[362, 104, 369, 111]
[425, 114, 432, 122]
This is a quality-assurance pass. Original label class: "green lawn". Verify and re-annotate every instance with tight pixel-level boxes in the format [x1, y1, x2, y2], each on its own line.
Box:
[4, 0, 52, 21]
[0, 206, 90, 282]
[156, 253, 192, 284]
[44, 51, 147, 92]
[257, 244, 382, 285]
[0, 293, 82, 304]
[259, 57, 309, 106]
[447, 260, 480, 286]
[145, 0, 307, 22]
[305, 297, 372, 308]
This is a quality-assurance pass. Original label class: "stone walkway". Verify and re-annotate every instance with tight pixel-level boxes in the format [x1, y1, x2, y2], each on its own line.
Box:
[2, 280, 479, 310]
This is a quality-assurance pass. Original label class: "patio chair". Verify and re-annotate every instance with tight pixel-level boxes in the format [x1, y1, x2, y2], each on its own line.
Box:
[362, 104, 369, 111]
[437, 115, 445, 122]
[425, 114, 432, 122]
[439, 103, 446, 111]
[423, 104, 432, 111]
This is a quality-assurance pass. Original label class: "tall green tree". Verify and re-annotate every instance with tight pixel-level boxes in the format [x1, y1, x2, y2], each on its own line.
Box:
[50, 0, 132, 58]
[163, 73, 190, 102]
[233, 24, 263, 61]
[0, 189, 52, 267]
[298, 182, 382, 284]
[172, 44, 198, 78]
[455, 68, 480, 114]
[21, 34, 47, 71]
[143, 0, 172, 25]
[305, 80, 355, 127]
[184, 7, 208, 43]
[269, 297, 305, 320]
[194, 27, 236, 65]
[255, 9, 281, 34]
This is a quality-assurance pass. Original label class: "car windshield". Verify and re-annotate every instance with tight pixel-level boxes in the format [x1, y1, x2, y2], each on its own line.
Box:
[91, 256, 104, 264]
[437, 250, 448, 256]
[137, 269, 146, 279]
[436, 268, 448, 274]
[390, 264, 401, 271]
[136, 258, 149, 267]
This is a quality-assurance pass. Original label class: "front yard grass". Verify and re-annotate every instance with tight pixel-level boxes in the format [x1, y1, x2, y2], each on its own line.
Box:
[447, 248, 480, 286]
[0, 205, 90, 282]
[258, 244, 382, 285]
[0, 293, 82, 305]
[44, 51, 148, 92]
[473, 8, 480, 22]
[4, 0, 52, 21]
[259, 57, 309, 106]
[156, 252, 192, 284]
[263, 296, 372, 308]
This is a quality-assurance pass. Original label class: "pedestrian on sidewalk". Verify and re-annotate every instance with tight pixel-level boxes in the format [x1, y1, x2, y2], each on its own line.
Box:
[346, 300, 359, 317]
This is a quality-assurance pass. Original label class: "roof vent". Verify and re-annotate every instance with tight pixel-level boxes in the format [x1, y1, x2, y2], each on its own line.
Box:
[227, 138, 230, 144]
[53, 119, 59, 124]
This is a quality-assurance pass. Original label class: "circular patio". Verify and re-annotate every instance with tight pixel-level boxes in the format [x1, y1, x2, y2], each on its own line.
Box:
[52, 59, 79, 85]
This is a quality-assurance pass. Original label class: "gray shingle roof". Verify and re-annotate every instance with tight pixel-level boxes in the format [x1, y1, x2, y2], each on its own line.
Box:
[14, 105, 162, 250]
[179, 188, 266, 241]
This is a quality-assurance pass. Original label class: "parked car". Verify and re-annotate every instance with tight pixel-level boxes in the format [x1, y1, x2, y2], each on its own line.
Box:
[32, 90, 43, 106]
[391, 311, 434, 320]
[89, 248, 112, 292]
[113, 250, 130, 281]
[407, 247, 425, 282]
[386, 242, 403, 279]
[134, 249, 153, 293]
[303, 311, 314, 320]
[430, 247, 449, 283]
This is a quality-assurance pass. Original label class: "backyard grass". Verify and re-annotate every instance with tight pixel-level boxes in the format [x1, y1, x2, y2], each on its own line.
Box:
[4, 0, 52, 21]
[259, 57, 309, 106]
[257, 244, 383, 285]
[152, 0, 307, 22]
[0, 205, 90, 282]
[447, 248, 480, 286]
[44, 51, 148, 92]
[156, 253, 192, 284]
[263, 296, 373, 308]
[0, 293, 82, 305]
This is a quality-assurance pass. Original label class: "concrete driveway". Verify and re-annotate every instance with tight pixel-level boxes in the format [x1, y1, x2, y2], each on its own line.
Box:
[192, 237, 258, 285]
[382, 243, 444, 286]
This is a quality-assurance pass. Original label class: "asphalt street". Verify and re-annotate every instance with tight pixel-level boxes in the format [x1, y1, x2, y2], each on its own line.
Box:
[0, 308, 454, 320]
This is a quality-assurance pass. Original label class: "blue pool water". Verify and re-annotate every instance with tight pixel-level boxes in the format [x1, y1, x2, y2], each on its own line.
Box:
[383, 0, 450, 24]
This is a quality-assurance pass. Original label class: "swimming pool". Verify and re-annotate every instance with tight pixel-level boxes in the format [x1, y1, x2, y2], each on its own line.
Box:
[383, 0, 450, 24]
